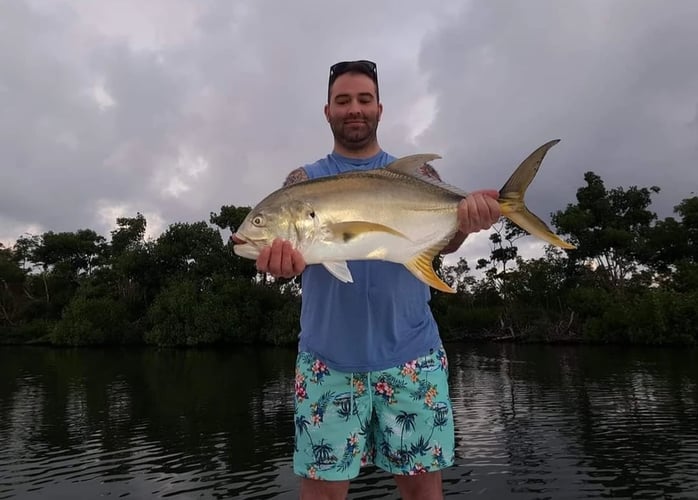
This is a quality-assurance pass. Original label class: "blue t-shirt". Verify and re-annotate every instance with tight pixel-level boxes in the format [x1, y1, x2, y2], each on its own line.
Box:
[297, 150, 443, 372]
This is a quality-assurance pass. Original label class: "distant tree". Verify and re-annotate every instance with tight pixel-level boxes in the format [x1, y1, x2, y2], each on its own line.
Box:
[110, 212, 147, 256]
[210, 205, 258, 281]
[552, 171, 659, 290]
[0, 244, 27, 328]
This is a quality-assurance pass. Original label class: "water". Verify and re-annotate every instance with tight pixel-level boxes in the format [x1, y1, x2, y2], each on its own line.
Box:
[0, 343, 696, 499]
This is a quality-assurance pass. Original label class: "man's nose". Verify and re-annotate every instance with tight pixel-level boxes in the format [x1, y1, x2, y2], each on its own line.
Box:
[346, 100, 362, 115]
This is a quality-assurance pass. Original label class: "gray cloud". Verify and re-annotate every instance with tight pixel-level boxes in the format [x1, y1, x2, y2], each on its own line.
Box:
[1, 0, 696, 268]
[417, 1, 698, 216]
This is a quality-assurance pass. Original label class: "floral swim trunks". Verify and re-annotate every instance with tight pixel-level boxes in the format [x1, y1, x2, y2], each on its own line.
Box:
[292, 346, 455, 481]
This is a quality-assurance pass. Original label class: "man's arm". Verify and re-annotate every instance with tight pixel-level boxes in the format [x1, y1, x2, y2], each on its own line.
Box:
[283, 167, 309, 187]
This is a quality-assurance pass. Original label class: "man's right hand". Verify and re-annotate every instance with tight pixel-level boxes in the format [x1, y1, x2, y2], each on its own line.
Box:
[256, 238, 306, 279]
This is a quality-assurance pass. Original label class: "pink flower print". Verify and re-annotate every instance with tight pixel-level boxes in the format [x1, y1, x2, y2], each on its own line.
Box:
[401, 360, 419, 382]
[352, 378, 365, 396]
[401, 360, 416, 375]
[310, 402, 325, 426]
[294, 373, 307, 402]
[424, 387, 438, 408]
[432, 445, 442, 457]
[307, 466, 317, 479]
[375, 381, 392, 395]
[409, 463, 427, 475]
[310, 359, 330, 383]
[374, 380, 395, 402]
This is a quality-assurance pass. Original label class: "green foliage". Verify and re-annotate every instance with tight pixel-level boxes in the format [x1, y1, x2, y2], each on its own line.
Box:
[144, 274, 300, 346]
[578, 288, 698, 346]
[552, 172, 659, 289]
[145, 277, 233, 346]
[52, 295, 130, 346]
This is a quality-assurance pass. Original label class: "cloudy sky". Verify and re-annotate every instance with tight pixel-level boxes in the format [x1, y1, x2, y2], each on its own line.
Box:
[1, 0, 697, 266]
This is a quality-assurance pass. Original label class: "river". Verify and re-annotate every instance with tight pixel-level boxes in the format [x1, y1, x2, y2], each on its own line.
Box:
[1, 343, 696, 499]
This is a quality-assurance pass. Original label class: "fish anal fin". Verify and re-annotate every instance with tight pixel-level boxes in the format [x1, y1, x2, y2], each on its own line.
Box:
[405, 248, 456, 293]
[328, 221, 409, 243]
[322, 261, 353, 282]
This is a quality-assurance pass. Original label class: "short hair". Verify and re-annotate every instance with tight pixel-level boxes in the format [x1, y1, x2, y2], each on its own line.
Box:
[327, 60, 379, 102]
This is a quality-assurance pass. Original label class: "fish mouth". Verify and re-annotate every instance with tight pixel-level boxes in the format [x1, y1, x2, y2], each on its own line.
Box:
[231, 233, 268, 259]
[231, 233, 247, 245]
[232, 236, 261, 259]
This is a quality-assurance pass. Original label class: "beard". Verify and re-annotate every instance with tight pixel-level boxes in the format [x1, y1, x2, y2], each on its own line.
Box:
[328, 114, 379, 151]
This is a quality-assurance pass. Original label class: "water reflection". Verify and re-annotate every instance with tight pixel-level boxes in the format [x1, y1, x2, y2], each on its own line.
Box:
[0, 344, 696, 499]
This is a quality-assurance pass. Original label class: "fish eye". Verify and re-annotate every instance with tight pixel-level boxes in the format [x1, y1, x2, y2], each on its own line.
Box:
[252, 215, 265, 227]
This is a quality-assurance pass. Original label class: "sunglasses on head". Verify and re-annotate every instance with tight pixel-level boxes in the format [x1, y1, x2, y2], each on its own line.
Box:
[328, 60, 379, 101]
[328, 60, 378, 84]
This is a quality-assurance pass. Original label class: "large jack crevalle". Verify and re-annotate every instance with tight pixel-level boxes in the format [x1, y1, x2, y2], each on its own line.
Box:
[233, 140, 575, 293]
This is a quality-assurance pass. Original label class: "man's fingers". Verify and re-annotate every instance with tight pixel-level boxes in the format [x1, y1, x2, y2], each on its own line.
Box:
[291, 249, 307, 275]
[256, 246, 272, 272]
[267, 238, 284, 275]
[280, 240, 294, 277]
[486, 196, 501, 221]
[256, 239, 306, 278]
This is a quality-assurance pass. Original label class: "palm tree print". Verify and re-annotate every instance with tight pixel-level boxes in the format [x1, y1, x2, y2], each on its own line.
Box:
[295, 415, 313, 453]
[395, 410, 418, 467]
[312, 438, 337, 468]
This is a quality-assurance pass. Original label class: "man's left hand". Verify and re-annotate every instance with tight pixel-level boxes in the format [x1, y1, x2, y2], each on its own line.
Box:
[457, 190, 501, 235]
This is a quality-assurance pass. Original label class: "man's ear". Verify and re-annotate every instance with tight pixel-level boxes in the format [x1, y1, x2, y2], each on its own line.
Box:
[377, 102, 383, 121]
[324, 103, 330, 122]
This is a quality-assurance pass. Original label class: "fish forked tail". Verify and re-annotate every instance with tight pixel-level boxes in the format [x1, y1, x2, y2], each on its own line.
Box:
[497, 140, 576, 250]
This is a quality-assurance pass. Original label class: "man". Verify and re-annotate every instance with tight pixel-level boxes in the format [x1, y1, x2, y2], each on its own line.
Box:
[241, 60, 500, 499]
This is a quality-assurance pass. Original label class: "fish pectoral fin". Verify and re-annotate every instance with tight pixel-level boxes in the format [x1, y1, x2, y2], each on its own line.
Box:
[327, 221, 409, 243]
[322, 261, 354, 283]
[405, 249, 456, 294]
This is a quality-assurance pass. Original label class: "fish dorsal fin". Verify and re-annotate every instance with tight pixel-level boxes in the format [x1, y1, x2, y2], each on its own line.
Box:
[384, 154, 470, 199]
[404, 243, 456, 294]
[327, 221, 409, 243]
[322, 261, 353, 283]
[385, 154, 443, 175]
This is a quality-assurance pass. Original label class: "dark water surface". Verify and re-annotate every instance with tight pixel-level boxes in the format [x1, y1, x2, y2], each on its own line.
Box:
[1, 343, 696, 499]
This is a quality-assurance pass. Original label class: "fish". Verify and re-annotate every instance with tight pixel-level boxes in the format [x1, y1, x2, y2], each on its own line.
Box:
[232, 139, 575, 293]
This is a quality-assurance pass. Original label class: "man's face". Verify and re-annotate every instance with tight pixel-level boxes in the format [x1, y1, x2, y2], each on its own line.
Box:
[324, 72, 383, 151]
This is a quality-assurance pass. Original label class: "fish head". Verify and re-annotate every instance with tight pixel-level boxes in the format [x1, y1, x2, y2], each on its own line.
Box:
[232, 196, 319, 260]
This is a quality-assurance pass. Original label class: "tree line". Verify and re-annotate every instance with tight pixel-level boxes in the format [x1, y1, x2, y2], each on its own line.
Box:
[1, 170, 696, 347]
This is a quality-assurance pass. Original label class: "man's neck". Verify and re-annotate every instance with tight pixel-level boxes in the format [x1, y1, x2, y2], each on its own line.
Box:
[332, 141, 381, 159]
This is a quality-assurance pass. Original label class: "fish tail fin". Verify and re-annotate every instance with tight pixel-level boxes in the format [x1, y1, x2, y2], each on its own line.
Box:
[498, 140, 576, 250]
